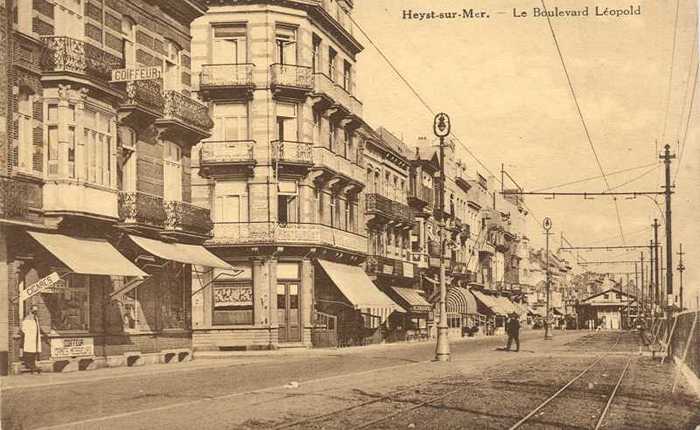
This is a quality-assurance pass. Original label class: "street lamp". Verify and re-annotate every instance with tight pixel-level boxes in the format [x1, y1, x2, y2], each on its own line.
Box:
[434, 113, 451, 362]
[543, 217, 553, 340]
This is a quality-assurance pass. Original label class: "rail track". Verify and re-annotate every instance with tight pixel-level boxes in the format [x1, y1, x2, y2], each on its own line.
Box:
[272, 331, 636, 430]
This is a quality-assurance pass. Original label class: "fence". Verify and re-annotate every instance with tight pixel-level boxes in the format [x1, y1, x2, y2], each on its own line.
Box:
[657, 310, 699, 393]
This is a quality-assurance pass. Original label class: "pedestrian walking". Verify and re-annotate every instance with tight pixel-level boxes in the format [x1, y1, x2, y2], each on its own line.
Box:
[21, 305, 43, 374]
[505, 313, 520, 352]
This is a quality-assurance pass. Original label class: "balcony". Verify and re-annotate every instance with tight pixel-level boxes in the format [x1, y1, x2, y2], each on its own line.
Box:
[312, 146, 365, 191]
[41, 36, 123, 89]
[270, 64, 313, 98]
[391, 201, 414, 226]
[164, 200, 213, 237]
[43, 181, 118, 220]
[366, 193, 392, 218]
[311, 73, 362, 120]
[210, 222, 366, 255]
[366, 254, 415, 278]
[199, 140, 255, 176]
[366, 194, 414, 227]
[199, 64, 255, 100]
[118, 191, 167, 229]
[118, 79, 164, 127]
[157, 90, 213, 144]
[409, 183, 434, 209]
[271, 140, 313, 170]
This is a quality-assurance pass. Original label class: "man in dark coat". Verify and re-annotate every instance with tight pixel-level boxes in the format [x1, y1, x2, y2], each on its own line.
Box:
[505, 313, 520, 352]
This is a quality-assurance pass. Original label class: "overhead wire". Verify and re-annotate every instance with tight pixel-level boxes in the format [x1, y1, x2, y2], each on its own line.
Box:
[530, 162, 657, 193]
[540, 0, 626, 244]
[661, 0, 683, 145]
[675, 62, 699, 183]
[607, 165, 662, 191]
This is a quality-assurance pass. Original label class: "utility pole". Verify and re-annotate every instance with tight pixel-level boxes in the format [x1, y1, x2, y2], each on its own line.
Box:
[653, 219, 660, 320]
[677, 243, 685, 311]
[661, 145, 675, 320]
[543, 217, 553, 340]
[634, 262, 639, 321]
[640, 252, 645, 321]
[649, 239, 655, 326]
[434, 113, 451, 362]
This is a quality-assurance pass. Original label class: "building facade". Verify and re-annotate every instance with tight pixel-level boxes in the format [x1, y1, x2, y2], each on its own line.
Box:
[1, 0, 218, 375]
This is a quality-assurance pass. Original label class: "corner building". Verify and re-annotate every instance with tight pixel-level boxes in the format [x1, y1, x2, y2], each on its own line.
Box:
[191, 0, 400, 349]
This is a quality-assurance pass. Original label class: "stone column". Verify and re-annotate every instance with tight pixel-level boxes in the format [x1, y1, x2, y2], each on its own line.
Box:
[301, 258, 314, 346]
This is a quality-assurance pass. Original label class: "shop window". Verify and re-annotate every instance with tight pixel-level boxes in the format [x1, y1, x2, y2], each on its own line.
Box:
[213, 265, 253, 325]
[160, 263, 188, 330]
[44, 274, 90, 332]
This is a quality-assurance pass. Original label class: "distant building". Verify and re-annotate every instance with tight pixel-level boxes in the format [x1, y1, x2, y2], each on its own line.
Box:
[576, 288, 639, 330]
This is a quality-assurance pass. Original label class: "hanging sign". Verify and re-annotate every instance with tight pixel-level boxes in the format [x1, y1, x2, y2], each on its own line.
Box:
[20, 272, 61, 302]
[110, 66, 162, 82]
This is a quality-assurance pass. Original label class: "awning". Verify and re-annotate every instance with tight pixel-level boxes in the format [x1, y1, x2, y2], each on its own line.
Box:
[318, 259, 404, 320]
[471, 290, 510, 315]
[446, 287, 478, 315]
[28, 232, 147, 277]
[392, 287, 431, 313]
[129, 235, 231, 269]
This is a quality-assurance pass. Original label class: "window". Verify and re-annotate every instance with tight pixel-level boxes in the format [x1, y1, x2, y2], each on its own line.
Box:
[343, 60, 352, 92]
[275, 26, 296, 65]
[118, 127, 137, 192]
[276, 102, 297, 141]
[312, 34, 321, 73]
[329, 194, 336, 227]
[83, 107, 113, 186]
[13, 0, 32, 33]
[349, 201, 356, 232]
[277, 180, 298, 224]
[160, 262, 188, 330]
[164, 40, 182, 91]
[54, 0, 83, 39]
[67, 126, 75, 178]
[122, 17, 136, 67]
[313, 110, 321, 145]
[215, 182, 248, 224]
[44, 274, 91, 332]
[163, 141, 182, 201]
[329, 122, 337, 151]
[48, 126, 59, 177]
[213, 103, 248, 141]
[16, 90, 33, 173]
[213, 265, 253, 325]
[212, 25, 247, 64]
[328, 47, 337, 80]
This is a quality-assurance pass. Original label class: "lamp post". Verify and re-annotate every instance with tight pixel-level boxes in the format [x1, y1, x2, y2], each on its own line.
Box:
[543, 217, 553, 340]
[434, 113, 451, 362]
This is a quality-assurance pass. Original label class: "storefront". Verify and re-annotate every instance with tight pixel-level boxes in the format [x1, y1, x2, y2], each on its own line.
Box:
[385, 286, 432, 341]
[315, 259, 404, 347]
[444, 286, 481, 338]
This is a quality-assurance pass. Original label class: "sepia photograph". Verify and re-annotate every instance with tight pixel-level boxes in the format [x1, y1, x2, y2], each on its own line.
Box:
[1, 0, 699, 428]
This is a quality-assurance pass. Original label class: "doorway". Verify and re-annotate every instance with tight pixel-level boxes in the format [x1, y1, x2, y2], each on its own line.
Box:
[277, 283, 301, 342]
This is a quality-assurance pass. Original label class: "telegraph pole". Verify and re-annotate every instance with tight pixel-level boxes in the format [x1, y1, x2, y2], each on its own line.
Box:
[653, 219, 660, 320]
[543, 217, 553, 340]
[649, 239, 655, 326]
[677, 243, 685, 311]
[640, 252, 645, 321]
[434, 113, 451, 362]
[634, 262, 639, 321]
[661, 145, 675, 319]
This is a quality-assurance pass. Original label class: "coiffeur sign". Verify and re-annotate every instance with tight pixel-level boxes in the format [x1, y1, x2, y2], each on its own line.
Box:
[110, 66, 162, 82]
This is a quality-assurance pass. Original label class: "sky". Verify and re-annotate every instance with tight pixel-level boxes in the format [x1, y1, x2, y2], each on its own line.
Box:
[352, 0, 700, 308]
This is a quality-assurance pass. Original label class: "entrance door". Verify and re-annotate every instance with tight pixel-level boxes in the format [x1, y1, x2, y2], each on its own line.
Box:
[277, 283, 301, 342]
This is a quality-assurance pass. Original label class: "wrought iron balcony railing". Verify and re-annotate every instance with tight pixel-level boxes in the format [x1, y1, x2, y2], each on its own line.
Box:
[272, 140, 313, 164]
[366, 193, 393, 217]
[391, 200, 414, 224]
[200, 140, 255, 165]
[162, 90, 214, 133]
[200, 63, 255, 88]
[41, 36, 123, 83]
[164, 200, 213, 236]
[123, 79, 164, 115]
[270, 64, 313, 91]
[118, 191, 167, 228]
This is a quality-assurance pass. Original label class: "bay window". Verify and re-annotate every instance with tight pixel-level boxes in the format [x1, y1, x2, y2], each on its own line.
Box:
[83, 107, 113, 187]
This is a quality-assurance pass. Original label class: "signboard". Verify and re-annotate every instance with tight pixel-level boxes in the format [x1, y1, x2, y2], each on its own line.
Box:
[382, 264, 394, 275]
[110, 66, 162, 82]
[403, 262, 415, 278]
[543, 217, 552, 231]
[214, 284, 253, 307]
[20, 272, 61, 302]
[51, 337, 94, 359]
[433, 112, 451, 137]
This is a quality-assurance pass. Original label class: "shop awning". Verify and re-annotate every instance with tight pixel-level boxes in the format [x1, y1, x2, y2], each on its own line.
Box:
[318, 259, 404, 319]
[128, 235, 231, 269]
[471, 290, 510, 315]
[28, 232, 147, 277]
[392, 287, 431, 313]
[446, 287, 478, 315]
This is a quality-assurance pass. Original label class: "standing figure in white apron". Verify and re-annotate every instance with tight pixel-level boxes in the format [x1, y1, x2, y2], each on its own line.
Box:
[21, 305, 43, 374]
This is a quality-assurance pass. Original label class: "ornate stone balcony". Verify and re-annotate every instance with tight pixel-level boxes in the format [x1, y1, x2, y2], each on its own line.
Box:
[199, 63, 255, 100]
[271, 140, 313, 166]
[366, 193, 392, 218]
[409, 183, 434, 208]
[164, 200, 213, 237]
[366, 193, 414, 226]
[210, 222, 366, 254]
[311, 73, 362, 119]
[118, 191, 167, 229]
[270, 64, 313, 98]
[41, 36, 123, 86]
[157, 90, 213, 144]
[199, 140, 256, 176]
[312, 146, 365, 191]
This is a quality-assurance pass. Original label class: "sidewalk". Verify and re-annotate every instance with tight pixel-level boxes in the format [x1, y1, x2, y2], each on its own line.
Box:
[0, 333, 505, 391]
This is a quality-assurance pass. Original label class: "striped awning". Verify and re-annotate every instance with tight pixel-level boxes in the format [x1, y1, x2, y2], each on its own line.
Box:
[391, 287, 431, 313]
[446, 287, 478, 315]
[471, 290, 510, 315]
